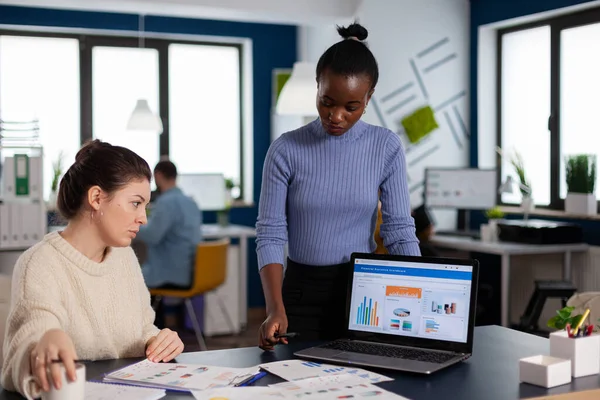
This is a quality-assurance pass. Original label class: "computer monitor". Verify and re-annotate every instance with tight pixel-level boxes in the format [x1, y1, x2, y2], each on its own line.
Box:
[424, 168, 497, 210]
[177, 173, 227, 211]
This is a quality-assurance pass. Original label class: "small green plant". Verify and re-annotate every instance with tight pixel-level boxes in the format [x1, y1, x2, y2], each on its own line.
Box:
[51, 151, 65, 193]
[485, 207, 505, 220]
[565, 154, 596, 194]
[509, 151, 531, 197]
[547, 306, 585, 330]
[496, 147, 532, 197]
[225, 178, 235, 191]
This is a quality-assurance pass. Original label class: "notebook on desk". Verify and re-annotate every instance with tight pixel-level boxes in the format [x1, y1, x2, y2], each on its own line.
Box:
[294, 253, 479, 374]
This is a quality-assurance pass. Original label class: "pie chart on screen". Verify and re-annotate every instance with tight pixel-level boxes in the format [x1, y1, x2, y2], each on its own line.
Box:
[393, 308, 410, 317]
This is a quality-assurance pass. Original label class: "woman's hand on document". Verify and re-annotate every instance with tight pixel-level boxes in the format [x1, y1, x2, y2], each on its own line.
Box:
[259, 310, 288, 351]
[146, 328, 184, 362]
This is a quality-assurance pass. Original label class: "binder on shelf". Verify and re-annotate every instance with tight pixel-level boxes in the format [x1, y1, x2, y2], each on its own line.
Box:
[0, 204, 8, 249]
[9, 203, 22, 248]
[28, 156, 42, 200]
[3, 157, 15, 200]
[14, 154, 29, 197]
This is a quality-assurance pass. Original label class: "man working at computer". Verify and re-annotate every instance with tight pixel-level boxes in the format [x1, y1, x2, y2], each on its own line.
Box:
[137, 161, 202, 328]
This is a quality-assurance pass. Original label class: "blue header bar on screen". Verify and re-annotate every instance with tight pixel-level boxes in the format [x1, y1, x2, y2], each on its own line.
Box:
[354, 264, 472, 280]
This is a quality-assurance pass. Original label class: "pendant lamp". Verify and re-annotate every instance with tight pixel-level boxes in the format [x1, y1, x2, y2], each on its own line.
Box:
[126, 15, 163, 133]
[275, 61, 318, 116]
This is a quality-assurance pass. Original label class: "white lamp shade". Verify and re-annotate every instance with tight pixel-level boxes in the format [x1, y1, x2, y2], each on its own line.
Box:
[126, 99, 163, 133]
[498, 176, 515, 194]
[276, 61, 318, 116]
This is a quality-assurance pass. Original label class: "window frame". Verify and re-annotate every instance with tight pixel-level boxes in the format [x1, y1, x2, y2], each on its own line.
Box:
[0, 29, 245, 198]
[496, 6, 600, 212]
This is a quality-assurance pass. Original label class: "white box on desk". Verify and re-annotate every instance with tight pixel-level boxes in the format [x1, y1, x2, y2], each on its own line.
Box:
[519, 355, 571, 388]
[550, 330, 600, 378]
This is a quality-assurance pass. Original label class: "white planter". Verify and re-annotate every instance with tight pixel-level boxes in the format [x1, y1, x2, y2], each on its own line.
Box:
[480, 224, 493, 242]
[521, 195, 535, 212]
[549, 330, 600, 378]
[519, 355, 571, 388]
[480, 221, 500, 243]
[565, 193, 596, 215]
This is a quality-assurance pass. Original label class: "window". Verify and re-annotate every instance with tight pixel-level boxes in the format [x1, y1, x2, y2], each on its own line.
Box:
[92, 46, 160, 179]
[169, 44, 241, 186]
[0, 35, 80, 201]
[0, 30, 246, 200]
[500, 26, 551, 206]
[559, 23, 600, 199]
[498, 7, 600, 210]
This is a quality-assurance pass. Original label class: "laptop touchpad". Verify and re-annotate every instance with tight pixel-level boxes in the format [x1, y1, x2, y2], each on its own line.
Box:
[333, 352, 378, 363]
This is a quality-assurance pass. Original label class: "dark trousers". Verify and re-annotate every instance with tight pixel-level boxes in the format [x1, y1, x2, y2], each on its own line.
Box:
[282, 258, 351, 342]
[150, 283, 191, 330]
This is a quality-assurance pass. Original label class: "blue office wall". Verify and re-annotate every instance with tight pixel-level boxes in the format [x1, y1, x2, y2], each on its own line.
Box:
[0, 5, 297, 307]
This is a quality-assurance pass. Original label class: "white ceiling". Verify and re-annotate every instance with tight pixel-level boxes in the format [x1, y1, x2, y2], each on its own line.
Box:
[0, 0, 362, 25]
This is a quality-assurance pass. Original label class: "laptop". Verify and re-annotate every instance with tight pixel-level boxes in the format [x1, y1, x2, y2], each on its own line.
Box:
[294, 253, 479, 374]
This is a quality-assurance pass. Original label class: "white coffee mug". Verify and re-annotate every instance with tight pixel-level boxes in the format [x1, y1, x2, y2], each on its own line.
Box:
[23, 362, 85, 400]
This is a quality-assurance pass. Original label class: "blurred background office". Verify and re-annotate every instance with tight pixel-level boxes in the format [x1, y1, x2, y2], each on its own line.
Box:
[1, 0, 600, 351]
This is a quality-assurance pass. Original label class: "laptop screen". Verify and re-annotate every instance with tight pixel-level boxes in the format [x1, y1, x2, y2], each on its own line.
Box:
[348, 257, 473, 344]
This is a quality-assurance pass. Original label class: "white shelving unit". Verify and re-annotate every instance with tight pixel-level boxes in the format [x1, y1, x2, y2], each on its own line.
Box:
[0, 119, 47, 251]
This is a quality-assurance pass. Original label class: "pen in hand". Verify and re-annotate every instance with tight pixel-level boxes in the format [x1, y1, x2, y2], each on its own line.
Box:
[274, 332, 300, 339]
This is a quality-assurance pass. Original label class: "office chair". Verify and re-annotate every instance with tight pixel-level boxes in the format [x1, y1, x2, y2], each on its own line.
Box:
[150, 238, 233, 351]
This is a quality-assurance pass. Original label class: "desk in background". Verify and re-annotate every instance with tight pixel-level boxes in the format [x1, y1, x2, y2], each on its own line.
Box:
[2, 326, 599, 400]
[430, 235, 589, 328]
[201, 224, 256, 335]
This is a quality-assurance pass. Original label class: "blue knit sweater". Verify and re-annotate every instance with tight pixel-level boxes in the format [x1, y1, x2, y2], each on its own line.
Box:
[256, 118, 420, 270]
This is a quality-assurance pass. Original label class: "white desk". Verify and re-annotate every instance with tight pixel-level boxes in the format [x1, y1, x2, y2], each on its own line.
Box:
[201, 224, 256, 335]
[429, 235, 589, 327]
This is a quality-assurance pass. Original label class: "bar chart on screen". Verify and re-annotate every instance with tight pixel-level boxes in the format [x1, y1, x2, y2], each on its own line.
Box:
[356, 295, 380, 327]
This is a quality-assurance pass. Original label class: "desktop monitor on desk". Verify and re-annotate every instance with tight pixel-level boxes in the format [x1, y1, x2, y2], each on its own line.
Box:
[424, 168, 497, 236]
[177, 173, 227, 211]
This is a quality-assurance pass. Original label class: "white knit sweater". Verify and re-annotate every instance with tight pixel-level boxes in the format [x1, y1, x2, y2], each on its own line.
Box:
[1, 231, 160, 395]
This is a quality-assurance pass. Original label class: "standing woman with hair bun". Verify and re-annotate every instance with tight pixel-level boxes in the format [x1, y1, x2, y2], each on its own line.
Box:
[256, 23, 421, 350]
[1, 140, 184, 398]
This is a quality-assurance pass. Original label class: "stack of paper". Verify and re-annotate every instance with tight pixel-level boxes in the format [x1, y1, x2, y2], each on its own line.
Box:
[194, 374, 410, 400]
[258, 359, 393, 384]
[102, 359, 258, 391]
[85, 381, 166, 400]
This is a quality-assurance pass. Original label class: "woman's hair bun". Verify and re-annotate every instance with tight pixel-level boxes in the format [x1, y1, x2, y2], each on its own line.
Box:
[337, 22, 368, 41]
[75, 139, 106, 164]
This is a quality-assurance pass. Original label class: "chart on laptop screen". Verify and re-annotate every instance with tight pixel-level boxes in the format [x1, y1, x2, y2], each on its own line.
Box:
[349, 259, 473, 343]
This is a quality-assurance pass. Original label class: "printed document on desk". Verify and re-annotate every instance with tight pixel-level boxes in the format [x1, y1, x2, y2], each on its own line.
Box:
[192, 375, 410, 400]
[270, 374, 409, 399]
[103, 359, 258, 391]
[192, 387, 286, 399]
[85, 381, 166, 400]
[259, 359, 393, 384]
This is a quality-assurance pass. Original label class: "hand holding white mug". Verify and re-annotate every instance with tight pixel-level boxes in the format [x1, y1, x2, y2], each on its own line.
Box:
[23, 363, 85, 400]
[29, 329, 79, 392]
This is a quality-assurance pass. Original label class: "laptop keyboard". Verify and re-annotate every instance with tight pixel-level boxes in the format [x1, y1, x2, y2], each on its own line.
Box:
[320, 340, 457, 364]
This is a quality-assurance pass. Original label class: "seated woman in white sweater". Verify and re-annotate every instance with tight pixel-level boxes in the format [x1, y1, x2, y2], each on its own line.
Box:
[1, 139, 184, 397]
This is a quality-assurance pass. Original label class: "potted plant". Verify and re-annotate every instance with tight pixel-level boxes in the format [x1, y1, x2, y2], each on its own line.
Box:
[496, 147, 534, 211]
[47, 151, 64, 211]
[547, 306, 585, 331]
[565, 154, 596, 215]
[509, 150, 534, 212]
[481, 207, 505, 242]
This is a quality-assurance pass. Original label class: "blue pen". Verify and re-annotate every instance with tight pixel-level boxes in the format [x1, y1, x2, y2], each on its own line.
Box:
[234, 371, 267, 387]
